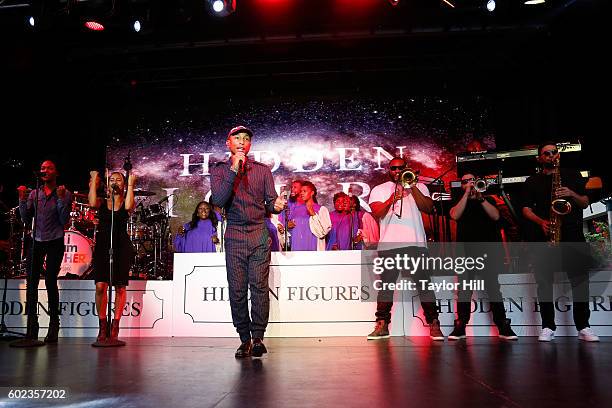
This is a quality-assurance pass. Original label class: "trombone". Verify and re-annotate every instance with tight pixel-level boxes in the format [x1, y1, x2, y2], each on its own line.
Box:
[392, 168, 419, 218]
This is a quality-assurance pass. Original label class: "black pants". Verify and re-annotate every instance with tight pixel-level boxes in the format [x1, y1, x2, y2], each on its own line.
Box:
[457, 243, 507, 327]
[27, 237, 64, 319]
[225, 225, 271, 343]
[456, 270, 507, 327]
[375, 247, 439, 325]
[534, 244, 591, 331]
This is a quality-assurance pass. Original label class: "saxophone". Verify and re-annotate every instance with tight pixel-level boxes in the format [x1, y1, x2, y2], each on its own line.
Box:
[549, 156, 572, 243]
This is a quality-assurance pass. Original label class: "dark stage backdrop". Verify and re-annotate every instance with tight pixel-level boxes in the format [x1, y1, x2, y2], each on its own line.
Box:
[105, 96, 495, 229]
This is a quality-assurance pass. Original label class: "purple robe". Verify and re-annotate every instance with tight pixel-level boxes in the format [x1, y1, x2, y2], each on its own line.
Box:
[279, 202, 321, 251]
[174, 219, 217, 253]
[326, 210, 363, 250]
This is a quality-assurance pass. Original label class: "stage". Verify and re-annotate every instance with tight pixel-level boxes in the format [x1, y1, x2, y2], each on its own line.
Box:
[1, 336, 610, 408]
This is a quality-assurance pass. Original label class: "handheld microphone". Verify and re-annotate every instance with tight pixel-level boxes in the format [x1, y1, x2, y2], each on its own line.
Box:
[237, 159, 243, 173]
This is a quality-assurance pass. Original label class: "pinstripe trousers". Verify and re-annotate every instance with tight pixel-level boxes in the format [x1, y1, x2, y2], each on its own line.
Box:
[225, 224, 271, 342]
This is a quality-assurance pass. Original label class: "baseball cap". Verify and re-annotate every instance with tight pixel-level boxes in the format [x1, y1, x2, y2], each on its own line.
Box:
[227, 125, 253, 139]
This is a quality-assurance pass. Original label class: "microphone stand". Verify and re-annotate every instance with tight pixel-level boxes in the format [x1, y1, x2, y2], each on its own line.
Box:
[219, 208, 226, 253]
[603, 197, 612, 248]
[348, 205, 355, 250]
[10, 173, 44, 347]
[283, 189, 290, 252]
[123, 151, 132, 183]
[497, 160, 519, 223]
[93, 187, 125, 347]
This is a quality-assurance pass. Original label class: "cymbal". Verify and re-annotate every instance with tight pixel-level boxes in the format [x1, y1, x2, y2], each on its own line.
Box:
[134, 189, 156, 197]
[73, 192, 89, 200]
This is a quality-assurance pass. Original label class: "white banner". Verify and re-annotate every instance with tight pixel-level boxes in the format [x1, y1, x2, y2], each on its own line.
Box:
[1, 280, 172, 337]
[2, 252, 611, 337]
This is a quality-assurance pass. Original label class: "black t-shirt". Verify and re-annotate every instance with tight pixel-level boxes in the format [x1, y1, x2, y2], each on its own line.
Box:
[455, 196, 502, 242]
[521, 168, 586, 242]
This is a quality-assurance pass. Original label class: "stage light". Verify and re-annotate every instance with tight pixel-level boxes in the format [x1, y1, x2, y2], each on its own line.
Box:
[84, 21, 105, 31]
[524, 0, 546, 4]
[210, 0, 236, 16]
[486, 0, 495, 12]
[388, 0, 400, 6]
[213, 1, 225, 13]
[28, 16, 35, 27]
[441, 0, 455, 8]
[133, 20, 141, 32]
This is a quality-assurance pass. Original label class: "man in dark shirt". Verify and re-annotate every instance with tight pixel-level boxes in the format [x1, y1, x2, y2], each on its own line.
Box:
[211, 126, 286, 358]
[12, 159, 72, 347]
[521, 142, 598, 342]
[448, 173, 517, 340]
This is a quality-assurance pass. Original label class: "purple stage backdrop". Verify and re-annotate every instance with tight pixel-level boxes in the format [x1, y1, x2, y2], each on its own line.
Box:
[105, 96, 494, 230]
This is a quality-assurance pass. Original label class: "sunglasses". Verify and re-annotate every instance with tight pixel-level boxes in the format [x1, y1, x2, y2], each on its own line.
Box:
[541, 149, 558, 157]
[390, 166, 405, 171]
[461, 178, 476, 184]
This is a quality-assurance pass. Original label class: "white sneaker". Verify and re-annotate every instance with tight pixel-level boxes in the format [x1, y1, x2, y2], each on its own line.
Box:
[578, 327, 600, 342]
[538, 328, 555, 342]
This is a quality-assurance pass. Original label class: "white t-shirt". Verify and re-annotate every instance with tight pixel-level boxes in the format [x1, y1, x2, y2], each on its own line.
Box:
[368, 181, 429, 249]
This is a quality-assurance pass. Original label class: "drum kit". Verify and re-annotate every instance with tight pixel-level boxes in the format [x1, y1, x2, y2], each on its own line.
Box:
[0, 189, 174, 280]
[127, 191, 174, 280]
[0, 206, 30, 278]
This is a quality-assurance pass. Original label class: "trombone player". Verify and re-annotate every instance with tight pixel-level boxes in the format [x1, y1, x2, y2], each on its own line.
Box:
[366, 156, 444, 340]
[521, 142, 598, 342]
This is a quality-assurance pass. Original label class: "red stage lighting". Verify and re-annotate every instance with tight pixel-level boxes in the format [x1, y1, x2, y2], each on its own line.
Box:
[84, 21, 105, 31]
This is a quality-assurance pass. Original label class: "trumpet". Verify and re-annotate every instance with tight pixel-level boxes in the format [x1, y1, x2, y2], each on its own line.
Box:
[474, 178, 488, 193]
[392, 168, 420, 218]
[399, 168, 419, 187]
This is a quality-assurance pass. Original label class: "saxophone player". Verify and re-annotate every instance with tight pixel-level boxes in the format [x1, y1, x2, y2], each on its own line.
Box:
[521, 142, 598, 342]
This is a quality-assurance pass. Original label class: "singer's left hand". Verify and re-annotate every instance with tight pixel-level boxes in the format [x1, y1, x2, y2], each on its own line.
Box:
[274, 195, 287, 212]
[57, 185, 67, 200]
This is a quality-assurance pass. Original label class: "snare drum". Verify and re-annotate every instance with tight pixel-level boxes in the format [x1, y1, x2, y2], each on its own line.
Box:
[58, 230, 93, 278]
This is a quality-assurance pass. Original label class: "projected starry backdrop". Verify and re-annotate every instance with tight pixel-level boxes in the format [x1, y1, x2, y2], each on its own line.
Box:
[105, 96, 495, 229]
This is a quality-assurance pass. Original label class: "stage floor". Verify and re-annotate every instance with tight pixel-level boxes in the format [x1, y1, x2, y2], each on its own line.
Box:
[1, 336, 609, 407]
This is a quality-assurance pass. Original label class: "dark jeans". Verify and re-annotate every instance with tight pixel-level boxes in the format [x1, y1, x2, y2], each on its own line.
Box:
[534, 243, 591, 331]
[27, 237, 64, 320]
[375, 247, 439, 325]
[457, 243, 507, 327]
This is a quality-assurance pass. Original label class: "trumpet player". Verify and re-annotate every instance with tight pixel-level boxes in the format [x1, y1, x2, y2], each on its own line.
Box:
[448, 173, 517, 340]
[521, 142, 597, 342]
[367, 157, 444, 340]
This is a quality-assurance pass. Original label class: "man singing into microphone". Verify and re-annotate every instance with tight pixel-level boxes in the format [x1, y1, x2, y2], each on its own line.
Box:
[211, 126, 286, 358]
[14, 159, 72, 346]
